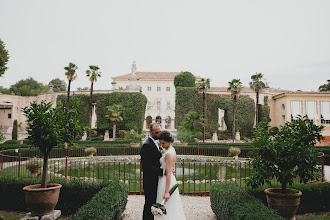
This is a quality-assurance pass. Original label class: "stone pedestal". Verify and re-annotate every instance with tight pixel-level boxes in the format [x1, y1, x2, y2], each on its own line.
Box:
[81, 131, 87, 141]
[21, 210, 61, 220]
[212, 132, 218, 142]
[235, 131, 240, 141]
[104, 130, 110, 141]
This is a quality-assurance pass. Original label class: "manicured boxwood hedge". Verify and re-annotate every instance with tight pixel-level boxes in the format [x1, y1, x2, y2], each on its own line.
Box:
[247, 182, 330, 215]
[0, 178, 124, 216]
[210, 182, 283, 220]
[69, 181, 128, 220]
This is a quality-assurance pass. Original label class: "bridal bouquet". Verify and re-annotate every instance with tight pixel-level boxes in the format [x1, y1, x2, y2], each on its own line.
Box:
[151, 184, 179, 217]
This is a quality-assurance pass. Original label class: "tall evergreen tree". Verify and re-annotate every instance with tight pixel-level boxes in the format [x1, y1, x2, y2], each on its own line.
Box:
[0, 38, 9, 77]
[86, 65, 101, 138]
[228, 79, 243, 141]
[196, 78, 210, 142]
[249, 72, 267, 125]
[64, 62, 78, 106]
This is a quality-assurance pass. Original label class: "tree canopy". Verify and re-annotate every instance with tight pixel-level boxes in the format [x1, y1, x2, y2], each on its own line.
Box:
[318, 81, 330, 92]
[10, 77, 49, 96]
[174, 71, 196, 88]
[49, 78, 67, 92]
[0, 38, 9, 77]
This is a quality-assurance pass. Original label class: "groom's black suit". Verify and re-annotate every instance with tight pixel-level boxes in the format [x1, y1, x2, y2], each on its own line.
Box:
[140, 137, 163, 220]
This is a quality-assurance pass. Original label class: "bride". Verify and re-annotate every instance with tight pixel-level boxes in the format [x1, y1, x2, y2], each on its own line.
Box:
[155, 130, 186, 220]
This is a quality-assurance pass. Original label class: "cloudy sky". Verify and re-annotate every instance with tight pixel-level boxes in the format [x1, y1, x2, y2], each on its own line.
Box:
[0, 0, 329, 92]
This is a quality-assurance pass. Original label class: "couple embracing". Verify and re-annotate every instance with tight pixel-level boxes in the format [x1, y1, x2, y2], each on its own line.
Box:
[140, 123, 186, 220]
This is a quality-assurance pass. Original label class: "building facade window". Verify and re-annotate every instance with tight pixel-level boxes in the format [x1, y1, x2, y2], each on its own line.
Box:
[147, 101, 152, 109]
[167, 101, 171, 110]
[157, 101, 161, 110]
[8, 113, 11, 119]
[290, 101, 302, 121]
[157, 87, 161, 91]
[166, 87, 170, 91]
[321, 101, 330, 124]
[147, 87, 151, 91]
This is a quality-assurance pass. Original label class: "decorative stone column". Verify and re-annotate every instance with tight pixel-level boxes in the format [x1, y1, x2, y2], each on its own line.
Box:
[212, 132, 218, 142]
[235, 131, 240, 141]
[104, 130, 110, 141]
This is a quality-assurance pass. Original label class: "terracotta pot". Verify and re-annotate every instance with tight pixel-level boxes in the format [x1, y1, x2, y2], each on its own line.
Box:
[88, 153, 94, 158]
[23, 183, 62, 216]
[177, 143, 188, 146]
[264, 188, 302, 220]
[130, 143, 140, 147]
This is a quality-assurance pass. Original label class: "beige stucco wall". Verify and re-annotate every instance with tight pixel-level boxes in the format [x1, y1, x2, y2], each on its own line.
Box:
[272, 93, 330, 138]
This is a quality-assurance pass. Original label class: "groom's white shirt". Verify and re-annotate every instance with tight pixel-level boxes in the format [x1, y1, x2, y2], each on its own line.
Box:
[150, 136, 160, 151]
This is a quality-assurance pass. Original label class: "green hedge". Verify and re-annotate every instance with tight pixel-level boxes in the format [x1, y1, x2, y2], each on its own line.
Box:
[69, 181, 128, 220]
[175, 87, 256, 137]
[57, 92, 147, 133]
[210, 182, 283, 220]
[247, 182, 330, 215]
[0, 178, 110, 215]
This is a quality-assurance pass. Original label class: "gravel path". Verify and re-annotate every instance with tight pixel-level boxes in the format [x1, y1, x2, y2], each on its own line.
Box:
[122, 195, 217, 220]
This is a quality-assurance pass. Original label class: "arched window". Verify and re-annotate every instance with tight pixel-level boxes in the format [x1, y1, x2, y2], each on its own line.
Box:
[146, 116, 152, 129]
[156, 116, 162, 128]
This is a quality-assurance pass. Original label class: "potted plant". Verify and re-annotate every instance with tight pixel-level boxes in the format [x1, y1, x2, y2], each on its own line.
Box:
[22, 101, 82, 216]
[85, 147, 97, 158]
[248, 116, 324, 219]
[25, 157, 43, 177]
[125, 130, 145, 147]
[228, 147, 241, 160]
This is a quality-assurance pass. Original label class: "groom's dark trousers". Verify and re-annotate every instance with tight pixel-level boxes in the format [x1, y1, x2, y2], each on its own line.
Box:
[140, 137, 163, 220]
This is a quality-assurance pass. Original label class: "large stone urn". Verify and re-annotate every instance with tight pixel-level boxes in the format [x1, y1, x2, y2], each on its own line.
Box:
[23, 183, 62, 216]
[264, 188, 302, 220]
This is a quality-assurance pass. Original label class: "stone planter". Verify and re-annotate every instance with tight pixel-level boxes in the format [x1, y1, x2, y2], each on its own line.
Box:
[264, 188, 302, 220]
[177, 143, 188, 146]
[29, 168, 40, 177]
[23, 183, 62, 216]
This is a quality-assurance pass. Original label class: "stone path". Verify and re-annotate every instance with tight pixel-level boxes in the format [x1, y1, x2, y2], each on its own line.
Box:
[122, 195, 217, 220]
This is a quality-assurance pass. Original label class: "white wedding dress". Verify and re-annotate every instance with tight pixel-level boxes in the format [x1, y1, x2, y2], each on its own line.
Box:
[155, 146, 186, 220]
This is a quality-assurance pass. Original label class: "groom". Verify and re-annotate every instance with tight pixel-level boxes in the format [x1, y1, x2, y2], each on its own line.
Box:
[140, 123, 164, 220]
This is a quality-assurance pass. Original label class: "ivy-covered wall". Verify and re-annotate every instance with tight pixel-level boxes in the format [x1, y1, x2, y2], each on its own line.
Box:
[57, 92, 147, 133]
[175, 87, 256, 136]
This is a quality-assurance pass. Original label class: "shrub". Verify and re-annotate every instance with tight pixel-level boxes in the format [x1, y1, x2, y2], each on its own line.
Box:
[118, 130, 127, 139]
[84, 147, 97, 155]
[25, 158, 43, 170]
[12, 120, 18, 140]
[0, 178, 109, 215]
[69, 181, 128, 220]
[228, 147, 241, 156]
[210, 182, 283, 220]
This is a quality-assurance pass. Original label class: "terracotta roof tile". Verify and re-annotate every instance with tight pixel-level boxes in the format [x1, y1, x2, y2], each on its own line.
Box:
[208, 87, 293, 94]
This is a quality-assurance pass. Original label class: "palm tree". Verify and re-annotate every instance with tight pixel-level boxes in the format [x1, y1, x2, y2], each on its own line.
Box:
[86, 65, 101, 139]
[106, 104, 124, 140]
[64, 62, 78, 106]
[228, 79, 243, 141]
[196, 78, 210, 142]
[249, 73, 267, 125]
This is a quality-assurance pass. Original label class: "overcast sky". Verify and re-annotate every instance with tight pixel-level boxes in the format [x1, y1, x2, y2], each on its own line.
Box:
[0, 0, 329, 92]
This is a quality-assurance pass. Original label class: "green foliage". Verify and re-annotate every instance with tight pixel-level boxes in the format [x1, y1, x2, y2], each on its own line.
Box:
[319, 81, 330, 92]
[175, 87, 255, 137]
[49, 78, 67, 92]
[248, 116, 324, 193]
[57, 92, 147, 133]
[210, 182, 283, 220]
[174, 71, 196, 88]
[177, 111, 203, 142]
[69, 181, 128, 220]
[9, 77, 49, 96]
[228, 147, 241, 156]
[125, 130, 145, 143]
[25, 158, 43, 170]
[0, 85, 10, 94]
[118, 130, 127, 139]
[0, 131, 5, 142]
[0, 178, 110, 215]
[23, 101, 82, 187]
[84, 147, 97, 155]
[12, 120, 17, 140]
[0, 38, 9, 77]
[258, 96, 271, 123]
[106, 104, 124, 123]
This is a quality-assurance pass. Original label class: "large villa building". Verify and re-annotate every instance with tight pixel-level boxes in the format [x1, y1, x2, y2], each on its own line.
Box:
[0, 62, 329, 144]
